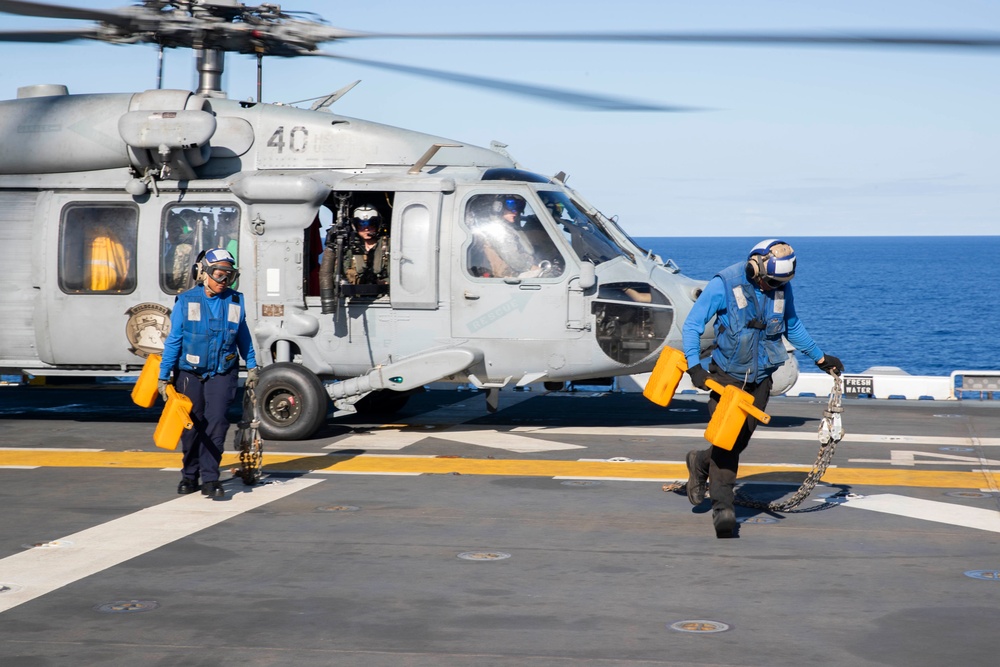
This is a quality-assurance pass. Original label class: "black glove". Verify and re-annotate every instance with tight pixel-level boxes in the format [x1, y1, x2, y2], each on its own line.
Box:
[817, 354, 844, 375]
[157, 379, 171, 402]
[687, 364, 710, 391]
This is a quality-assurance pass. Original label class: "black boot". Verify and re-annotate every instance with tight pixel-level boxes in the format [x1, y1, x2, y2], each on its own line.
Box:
[713, 507, 737, 538]
[685, 449, 709, 505]
[201, 480, 225, 499]
[177, 478, 198, 495]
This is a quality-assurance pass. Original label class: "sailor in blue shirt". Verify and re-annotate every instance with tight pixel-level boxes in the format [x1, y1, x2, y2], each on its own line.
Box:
[681, 239, 843, 537]
[158, 248, 258, 499]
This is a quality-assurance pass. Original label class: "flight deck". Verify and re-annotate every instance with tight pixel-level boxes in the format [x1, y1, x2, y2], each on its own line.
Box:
[1, 385, 999, 666]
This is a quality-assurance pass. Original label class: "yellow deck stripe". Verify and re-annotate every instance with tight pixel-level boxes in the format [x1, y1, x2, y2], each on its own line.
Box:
[0, 449, 996, 490]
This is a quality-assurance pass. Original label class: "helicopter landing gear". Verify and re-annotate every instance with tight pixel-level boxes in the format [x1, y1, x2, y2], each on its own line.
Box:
[255, 362, 328, 441]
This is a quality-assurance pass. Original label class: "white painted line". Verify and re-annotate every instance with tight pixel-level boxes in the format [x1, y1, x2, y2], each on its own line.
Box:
[0, 478, 323, 614]
[511, 426, 1000, 447]
[837, 493, 1000, 534]
[323, 429, 427, 451]
[432, 429, 585, 453]
[0, 466, 38, 470]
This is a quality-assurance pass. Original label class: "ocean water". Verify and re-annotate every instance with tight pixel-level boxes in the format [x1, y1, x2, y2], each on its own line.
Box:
[634, 236, 1000, 378]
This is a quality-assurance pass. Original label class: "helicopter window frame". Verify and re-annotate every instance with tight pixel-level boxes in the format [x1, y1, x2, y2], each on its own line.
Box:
[159, 203, 242, 295]
[57, 202, 139, 295]
[461, 191, 566, 281]
[535, 190, 631, 266]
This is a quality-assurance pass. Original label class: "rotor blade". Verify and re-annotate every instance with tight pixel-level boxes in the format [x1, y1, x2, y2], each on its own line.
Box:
[313, 52, 698, 112]
[0, 28, 99, 43]
[0, 0, 135, 27]
[330, 30, 1000, 51]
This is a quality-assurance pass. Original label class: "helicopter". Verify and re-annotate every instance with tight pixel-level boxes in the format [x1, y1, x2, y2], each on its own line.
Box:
[0, 1, 994, 440]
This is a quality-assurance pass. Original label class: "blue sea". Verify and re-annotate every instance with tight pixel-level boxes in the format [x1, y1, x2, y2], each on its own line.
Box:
[634, 236, 1000, 378]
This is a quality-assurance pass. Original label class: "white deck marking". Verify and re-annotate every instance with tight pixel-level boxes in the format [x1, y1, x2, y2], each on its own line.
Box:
[325, 426, 584, 453]
[513, 426, 1000, 447]
[0, 478, 323, 614]
[837, 493, 1000, 533]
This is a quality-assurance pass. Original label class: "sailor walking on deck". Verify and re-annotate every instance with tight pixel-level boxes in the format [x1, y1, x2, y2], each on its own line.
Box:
[681, 239, 843, 537]
[158, 248, 258, 499]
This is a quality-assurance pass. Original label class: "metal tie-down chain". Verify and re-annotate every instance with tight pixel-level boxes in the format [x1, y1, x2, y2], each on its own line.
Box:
[233, 385, 263, 485]
[735, 373, 844, 512]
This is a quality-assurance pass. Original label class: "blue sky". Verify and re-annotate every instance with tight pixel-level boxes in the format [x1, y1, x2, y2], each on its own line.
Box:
[3, 0, 999, 236]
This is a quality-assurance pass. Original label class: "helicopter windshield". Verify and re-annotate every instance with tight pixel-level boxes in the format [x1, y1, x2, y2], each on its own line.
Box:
[537, 191, 630, 266]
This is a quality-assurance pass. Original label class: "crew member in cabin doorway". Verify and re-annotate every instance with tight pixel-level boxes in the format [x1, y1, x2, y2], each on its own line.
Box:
[681, 239, 843, 537]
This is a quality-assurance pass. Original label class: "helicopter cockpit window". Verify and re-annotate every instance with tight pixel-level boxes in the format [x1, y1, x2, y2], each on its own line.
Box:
[160, 205, 240, 294]
[537, 191, 629, 266]
[58, 204, 138, 294]
[465, 194, 565, 279]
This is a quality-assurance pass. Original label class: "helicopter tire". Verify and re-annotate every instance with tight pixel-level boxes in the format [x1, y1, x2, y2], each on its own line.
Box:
[353, 389, 413, 416]
[255, 362, 328, 441]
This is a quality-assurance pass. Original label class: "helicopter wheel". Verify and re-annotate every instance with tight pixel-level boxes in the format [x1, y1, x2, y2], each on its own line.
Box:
[255, 362, 328, 441]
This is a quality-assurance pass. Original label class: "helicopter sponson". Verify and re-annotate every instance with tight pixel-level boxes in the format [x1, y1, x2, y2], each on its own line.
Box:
[0, 85, 721, 439]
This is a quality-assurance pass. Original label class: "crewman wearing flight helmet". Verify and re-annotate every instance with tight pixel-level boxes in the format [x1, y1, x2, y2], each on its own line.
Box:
[681, 239, 843, 537]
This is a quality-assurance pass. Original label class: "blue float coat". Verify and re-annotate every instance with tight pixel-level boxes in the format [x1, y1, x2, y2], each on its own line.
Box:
[682, 263, 823, 383]
[159, 286, 257, 380]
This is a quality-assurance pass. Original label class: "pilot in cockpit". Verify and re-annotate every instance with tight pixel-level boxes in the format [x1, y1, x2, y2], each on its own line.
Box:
[469, 195, 554, 279]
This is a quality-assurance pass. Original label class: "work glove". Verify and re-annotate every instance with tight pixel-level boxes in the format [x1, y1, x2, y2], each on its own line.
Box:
[245, 367, 259, 390]
[157, 379, 171, 402]
[816, 354, 844, 376]
[687, 364, 711, 391]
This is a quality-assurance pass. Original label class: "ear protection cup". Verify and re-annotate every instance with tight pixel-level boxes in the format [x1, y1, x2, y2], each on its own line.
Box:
[491, 199, 504, 214]
[745, 253, 768, 281]
[191, 249, 208, 284]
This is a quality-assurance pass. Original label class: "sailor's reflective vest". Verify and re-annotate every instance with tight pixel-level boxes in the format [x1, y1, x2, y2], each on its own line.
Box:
[170, 288, 245, 378]
[712, 263, 789, 381]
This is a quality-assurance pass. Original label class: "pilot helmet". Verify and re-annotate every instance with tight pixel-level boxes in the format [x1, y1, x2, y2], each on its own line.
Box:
[746, 239, 796, 289]
[352, 205, 382, 232]
[502, 195, 526, 215]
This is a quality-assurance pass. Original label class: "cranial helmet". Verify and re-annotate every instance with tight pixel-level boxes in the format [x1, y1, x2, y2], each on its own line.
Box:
[352, 205, 382, 231]
[492, 195, 526, 215]
[745, 239, 796, 287]
[192, 247, 239, 285]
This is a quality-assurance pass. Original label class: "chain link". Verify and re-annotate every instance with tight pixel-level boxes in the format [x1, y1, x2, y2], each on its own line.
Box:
[234, 385, 263, 485]
[735, 374, 844, 512]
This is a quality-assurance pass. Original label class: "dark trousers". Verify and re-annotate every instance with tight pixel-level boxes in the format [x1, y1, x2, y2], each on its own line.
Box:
[693, 365, 773, 512]
[176, 370, 237, 483]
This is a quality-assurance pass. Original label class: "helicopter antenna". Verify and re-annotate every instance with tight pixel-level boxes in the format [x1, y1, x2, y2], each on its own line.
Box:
[156, 43, 164, 89]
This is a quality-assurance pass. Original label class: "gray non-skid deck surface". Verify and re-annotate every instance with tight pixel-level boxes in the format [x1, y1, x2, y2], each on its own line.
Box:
[1, 387, 998, 666]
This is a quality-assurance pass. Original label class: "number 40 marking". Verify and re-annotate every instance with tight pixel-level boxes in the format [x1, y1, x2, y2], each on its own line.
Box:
[266, 126, 309, 153]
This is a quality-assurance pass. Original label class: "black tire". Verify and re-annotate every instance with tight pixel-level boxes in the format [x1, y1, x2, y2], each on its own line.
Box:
[255, 362, 328, 440]
[543, 381, 565, 392]
[352, 389, 413, 416]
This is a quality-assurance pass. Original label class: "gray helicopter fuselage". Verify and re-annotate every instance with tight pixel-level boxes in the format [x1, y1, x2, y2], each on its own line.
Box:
[0, 87, 707, 430]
